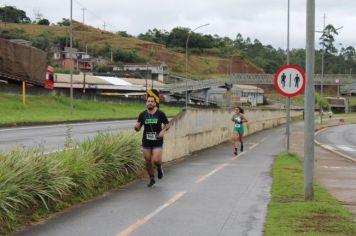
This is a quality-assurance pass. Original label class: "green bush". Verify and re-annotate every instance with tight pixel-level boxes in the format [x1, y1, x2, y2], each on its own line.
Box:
[0, 132, 144, 234]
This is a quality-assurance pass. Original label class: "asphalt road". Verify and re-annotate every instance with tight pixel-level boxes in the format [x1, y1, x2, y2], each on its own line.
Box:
[315, 124, 356, 160]
[13, 125, 286, 236]
[0, 120, 136, 153]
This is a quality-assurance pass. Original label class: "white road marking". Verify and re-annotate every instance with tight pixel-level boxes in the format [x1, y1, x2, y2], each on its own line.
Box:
[116, 191, 186, 236]
[320, 166, 356, 170]
[337, 145, 356, 152]
[0, 120, 132, 132]
[249, 143, 259, 150]
[232, 151, 247, 160]
[195, 163, 228, 183]
[321, 144, 336, 151]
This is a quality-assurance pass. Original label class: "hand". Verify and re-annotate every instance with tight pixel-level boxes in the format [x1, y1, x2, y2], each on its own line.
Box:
[158, 130, 165, 138]
[134, 122, 141, 131]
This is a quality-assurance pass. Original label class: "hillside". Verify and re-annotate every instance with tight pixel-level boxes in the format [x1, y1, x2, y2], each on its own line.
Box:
[0, 23, 262, 80]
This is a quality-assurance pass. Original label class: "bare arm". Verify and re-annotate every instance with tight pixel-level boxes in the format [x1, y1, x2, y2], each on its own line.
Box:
[159, 123, 170, 138]
[134, 122, 142, 132]
[242, 114, 248, 123]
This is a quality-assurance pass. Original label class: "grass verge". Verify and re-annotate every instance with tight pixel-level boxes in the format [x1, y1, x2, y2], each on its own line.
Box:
[0, 131, 145, 235]
[265, 153, 356, 236]
[0, 93, 181, 126]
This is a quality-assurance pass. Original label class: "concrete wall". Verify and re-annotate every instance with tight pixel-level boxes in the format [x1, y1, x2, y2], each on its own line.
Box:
[162, 108, 302, 162]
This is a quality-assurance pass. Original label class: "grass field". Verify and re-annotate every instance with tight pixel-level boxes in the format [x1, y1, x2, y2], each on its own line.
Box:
[0, 93, 182, 126]
[265, 153, 356, 236]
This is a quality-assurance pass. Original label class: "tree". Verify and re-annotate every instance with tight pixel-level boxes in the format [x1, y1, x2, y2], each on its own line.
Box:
[319, 24, 339, 55]
[0, 6, 31, 23]
[57, 18, 71, 26]
[37, 18, 50, 25]
[340, 46, 355, 62]
[166, 27, 189, 48]
[116, 31, 133, 38]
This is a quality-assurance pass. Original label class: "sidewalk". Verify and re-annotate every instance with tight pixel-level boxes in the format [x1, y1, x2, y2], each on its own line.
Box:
[290, 124, 356, 218]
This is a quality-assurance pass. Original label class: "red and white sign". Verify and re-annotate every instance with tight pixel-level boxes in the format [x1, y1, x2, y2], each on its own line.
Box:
[274, 65, 306, 97]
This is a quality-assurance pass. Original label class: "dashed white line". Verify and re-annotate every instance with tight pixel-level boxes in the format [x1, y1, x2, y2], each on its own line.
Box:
[195, 163, 228, 183]
[116, 191, 186, 236]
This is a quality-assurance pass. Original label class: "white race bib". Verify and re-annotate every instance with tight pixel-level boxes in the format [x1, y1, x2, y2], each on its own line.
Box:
[146, 132, 157, 140]
[234, 123, 241, 128]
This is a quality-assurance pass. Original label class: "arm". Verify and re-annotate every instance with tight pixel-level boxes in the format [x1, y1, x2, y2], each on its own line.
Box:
[134, 122, 142, 132]
[242, 114, 248, 123]
[134, 113, 143, 132]
[158, 112, 170, 138]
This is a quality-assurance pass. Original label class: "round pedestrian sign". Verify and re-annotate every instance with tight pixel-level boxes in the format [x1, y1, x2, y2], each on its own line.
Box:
[274, 65, 306, 97]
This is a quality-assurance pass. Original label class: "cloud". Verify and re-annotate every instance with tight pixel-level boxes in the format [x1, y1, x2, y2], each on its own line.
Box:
[3, 0, 355, 49]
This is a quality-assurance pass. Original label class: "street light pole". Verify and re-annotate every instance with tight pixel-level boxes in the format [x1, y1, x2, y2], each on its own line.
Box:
[69, 0, 74, 115]
[185, 23, 209, 108]
[286, 0, 291, 153]
[305, 0, 315, 200]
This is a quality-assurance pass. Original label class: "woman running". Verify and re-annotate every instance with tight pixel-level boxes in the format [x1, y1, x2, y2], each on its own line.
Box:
[231, 106, 248, 155]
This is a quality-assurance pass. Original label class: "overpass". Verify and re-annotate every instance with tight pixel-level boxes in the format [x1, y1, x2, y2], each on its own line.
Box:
[156, 73, 356, 105]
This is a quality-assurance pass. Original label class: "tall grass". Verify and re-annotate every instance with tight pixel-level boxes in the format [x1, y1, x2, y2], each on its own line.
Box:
[0, 131, 144, 234]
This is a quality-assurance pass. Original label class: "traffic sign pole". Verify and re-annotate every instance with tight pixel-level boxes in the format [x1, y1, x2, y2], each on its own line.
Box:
[287, 97, 290, 153]
[274, 65, 306, 154]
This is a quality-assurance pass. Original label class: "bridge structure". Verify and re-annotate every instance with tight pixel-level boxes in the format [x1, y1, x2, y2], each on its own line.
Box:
[157, 73, 356, 105]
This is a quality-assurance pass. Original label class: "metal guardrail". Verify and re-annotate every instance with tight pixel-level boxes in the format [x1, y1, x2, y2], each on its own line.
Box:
[160, 73, 356, 94]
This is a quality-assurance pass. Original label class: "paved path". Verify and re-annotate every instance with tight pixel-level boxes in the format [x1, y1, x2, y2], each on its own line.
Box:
[14, 125, 286, 236]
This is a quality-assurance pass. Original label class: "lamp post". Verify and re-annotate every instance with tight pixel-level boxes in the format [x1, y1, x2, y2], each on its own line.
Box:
[185, 23, 209, 108]
[286, 0, 291, 153]
[69, 0, 74, 114]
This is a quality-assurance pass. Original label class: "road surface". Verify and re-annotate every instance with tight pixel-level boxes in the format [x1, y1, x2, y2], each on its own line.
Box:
[315, 124, 356, 160]
[0, 120, 136, 152]
[13, 124, 287, 236]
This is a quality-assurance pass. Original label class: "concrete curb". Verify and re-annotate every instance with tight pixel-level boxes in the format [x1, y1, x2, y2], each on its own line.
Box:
[314, 125, 356, 163]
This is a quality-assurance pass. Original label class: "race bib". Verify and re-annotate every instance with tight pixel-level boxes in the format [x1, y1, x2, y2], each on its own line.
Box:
[146, 132, 157, 140]
[234, 123, 241, 128]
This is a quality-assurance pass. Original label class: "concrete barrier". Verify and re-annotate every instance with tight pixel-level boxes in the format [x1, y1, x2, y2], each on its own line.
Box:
[162, 108, 302, 162]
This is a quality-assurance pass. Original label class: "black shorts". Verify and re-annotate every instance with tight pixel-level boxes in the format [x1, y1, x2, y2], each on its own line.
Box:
[142, 140, 163, 150]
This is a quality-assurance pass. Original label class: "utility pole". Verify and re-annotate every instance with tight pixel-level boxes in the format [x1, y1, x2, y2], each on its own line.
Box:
[81, 8, 86, 24]
[320, 14, 326, 124]
[103, 22, 106, 31]
[305, 0, 315, 200]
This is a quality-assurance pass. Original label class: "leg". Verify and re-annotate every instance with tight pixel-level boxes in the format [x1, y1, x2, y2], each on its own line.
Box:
[233, 132, 238, 155]
[238, 132, 244, 152]
[143, 148, 154, 178]
[152, 148, 164, 179]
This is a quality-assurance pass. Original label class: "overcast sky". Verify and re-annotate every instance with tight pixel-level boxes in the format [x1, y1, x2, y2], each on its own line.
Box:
[3, 0, 355, 50]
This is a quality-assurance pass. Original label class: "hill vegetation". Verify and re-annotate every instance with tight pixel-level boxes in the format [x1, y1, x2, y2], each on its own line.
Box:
[1, 5, 356, 79]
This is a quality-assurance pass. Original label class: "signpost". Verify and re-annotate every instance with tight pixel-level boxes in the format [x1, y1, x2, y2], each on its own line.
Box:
[274, 65, 306, 153]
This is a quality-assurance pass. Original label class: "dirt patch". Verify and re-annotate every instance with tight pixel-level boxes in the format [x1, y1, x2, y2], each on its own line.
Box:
[297, 215, 345, 234]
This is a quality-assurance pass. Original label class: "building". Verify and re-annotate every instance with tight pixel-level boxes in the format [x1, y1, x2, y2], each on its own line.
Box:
[112, 63, 169, 83]
[193, 84, 264, 106]
[53, 47, 94, 72]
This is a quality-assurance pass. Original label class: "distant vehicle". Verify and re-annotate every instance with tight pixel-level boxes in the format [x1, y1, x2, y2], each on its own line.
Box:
[0, 38, 54, 89]
[45, 65, 55, 89]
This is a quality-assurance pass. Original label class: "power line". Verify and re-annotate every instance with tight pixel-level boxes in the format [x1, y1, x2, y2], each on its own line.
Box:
[72, 0, 118, 32]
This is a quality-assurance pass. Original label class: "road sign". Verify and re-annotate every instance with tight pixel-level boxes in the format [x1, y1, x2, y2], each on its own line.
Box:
[274, 65, 306, 97]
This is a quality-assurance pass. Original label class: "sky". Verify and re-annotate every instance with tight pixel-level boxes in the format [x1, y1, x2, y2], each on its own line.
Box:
[2, 0, 355, 50]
